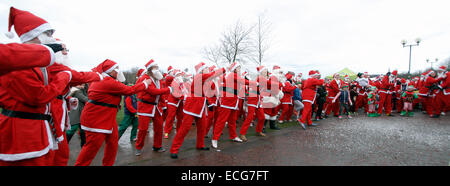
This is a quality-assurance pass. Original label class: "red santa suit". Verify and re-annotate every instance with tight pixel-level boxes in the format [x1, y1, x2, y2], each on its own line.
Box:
[0, 6, 74, 166]
[417, 71, 444, 116]
[300, 71, 324, 125]
[170, 62, 225, 155]
[0, 43, 56, 76]
[74, 59, 148, 166]
[395, 79, 408, 113]
[377, 71, 397, 115]
[435, 70, 449, 115]
[213, 63, 257, 141]
[205, 68, 221, 136]
[46, 61, 103, 166]
[279, 73, 297, 122]
[263, 67, 284, 120]
[240, 66, 275, 136]
[325, 74, 342, 117]
[134, 60, 172, 152]
[164, 70, 186, 136]
[354, 74, 370, 113]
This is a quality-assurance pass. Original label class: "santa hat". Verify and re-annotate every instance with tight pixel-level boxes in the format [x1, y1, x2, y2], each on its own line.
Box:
[344, 75, 349, 79]
[308, 70, 320, 77]
[273, 65, 281, 70]
[6, 7, 55, 43]
[195, 62, 207, 74]
[392, 70, 398, 76]
[209, 65, 217, 72]
[342, 83, 349, 88]
[401, 78, 406, 84]
[242, 71, 248, 77]
[137, 68, 145, 78]
[167, 66, 174, 74]
[437, 65, 447, 72]
[364, 72, 369, 75]
[298, 73, 302, 77]
[257, 66, 268, 73]
[285, 73, 293, 80]
[333, 73, 340, 78]
[229, 61, 241, 72]
[92, 59, 118, 74]
[145, 59, 158, 70]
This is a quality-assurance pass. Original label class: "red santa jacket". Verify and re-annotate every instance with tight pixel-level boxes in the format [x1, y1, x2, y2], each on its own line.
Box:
[205, 80, 219, 107]
[247, 75, 278, 108]
[327, 78, 342, 98]
[47, 63, 103, 141]
[136, 74, 171, 117]
[378, 75, 395, 94]
[281, 81, 297, 104]
[0, 67, 71, 161]
[438, 72, 450, 95]
[183, 68, 225, 117]
[418, 76, 444, 97]
[301, 78, 325, 104]
[80, 77, 147, 134]
[167, 78, 185, 107]
[0, 43, 55, 76]
[220, 72, 256, 110]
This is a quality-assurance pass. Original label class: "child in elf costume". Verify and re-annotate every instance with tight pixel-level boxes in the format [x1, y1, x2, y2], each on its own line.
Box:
[400, 85, 419, 116]
[367, 86, 380, 117]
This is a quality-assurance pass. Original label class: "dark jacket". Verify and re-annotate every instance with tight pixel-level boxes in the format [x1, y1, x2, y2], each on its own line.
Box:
[68, 86, 88, 125]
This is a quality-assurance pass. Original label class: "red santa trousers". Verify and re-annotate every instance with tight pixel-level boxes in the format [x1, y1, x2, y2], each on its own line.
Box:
[325, 97, 340, 116]
[279, 104, 294, 121]
[213, 107, 238, 140]
[300, 101, 313, 125]
[74, 125, 118, 166]
[52, 133, 70, 166]
[419, 95, 435, 115]
[396, 98, 404, 113]
[377, 92, 392, 115]
[240, 106, 265, 135]
[164, 104, 184, 134]
[434, 92, 449, 115]
[205, 106, 218, 135]
[135, 114, 164, 150]
[355, 94, 368, 112]
[0, 150, 55, 166]
[169, 112, 206, 154]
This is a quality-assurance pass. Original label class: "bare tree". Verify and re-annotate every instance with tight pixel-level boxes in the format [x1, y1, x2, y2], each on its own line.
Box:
[251, 13, 273, 66]
[123, 67, 140, 85]
[219, 20, 254, 64]
[201, 44, 222, 67]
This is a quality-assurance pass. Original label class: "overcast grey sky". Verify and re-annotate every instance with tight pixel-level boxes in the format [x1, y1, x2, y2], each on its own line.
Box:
[1, 0, 449, 76]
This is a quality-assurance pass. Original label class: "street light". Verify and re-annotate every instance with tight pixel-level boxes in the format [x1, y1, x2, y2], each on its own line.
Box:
[426, 58, 439, 70]
[402, 38, 421, 77]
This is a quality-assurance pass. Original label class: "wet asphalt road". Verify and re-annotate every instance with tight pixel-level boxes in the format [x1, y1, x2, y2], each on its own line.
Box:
[67, 112, 449, 166]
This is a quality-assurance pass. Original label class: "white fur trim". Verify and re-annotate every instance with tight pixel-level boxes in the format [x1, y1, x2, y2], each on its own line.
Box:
[146, 62, 158, 70]
[5, 31, 14, 39]
[104, 63, 119, 74]
[0, 144, 51, 162]
[20, 23, 54, 43]
[81, 125, 113, 134]
[41, 44, 55, 67]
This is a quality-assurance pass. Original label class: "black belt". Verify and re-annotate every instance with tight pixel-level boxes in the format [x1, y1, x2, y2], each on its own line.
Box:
[1, 109, 52, 121]
[88, 99, 118, 108]
[56, 95, 63, 100]
[137, 99, 157, 105]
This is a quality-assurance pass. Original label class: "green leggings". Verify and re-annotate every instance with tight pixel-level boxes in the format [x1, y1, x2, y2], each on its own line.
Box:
[118, 114, 139, 141]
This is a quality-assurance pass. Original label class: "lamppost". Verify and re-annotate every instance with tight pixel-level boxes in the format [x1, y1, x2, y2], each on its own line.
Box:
[426, 58, 438, 70]
[401, 38, 421, 77]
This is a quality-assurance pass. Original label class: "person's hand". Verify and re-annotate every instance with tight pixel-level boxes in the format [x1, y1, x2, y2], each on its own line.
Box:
[332, 99, 336, 103]
[143, 79, 152, 85]
[44, 43, 64, 53]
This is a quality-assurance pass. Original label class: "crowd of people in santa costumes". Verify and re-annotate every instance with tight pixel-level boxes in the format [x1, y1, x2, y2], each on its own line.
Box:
[1, 6, 449, 166]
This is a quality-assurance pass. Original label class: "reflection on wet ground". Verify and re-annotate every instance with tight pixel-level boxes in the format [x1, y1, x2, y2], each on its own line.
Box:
[67, 112, 449, 166]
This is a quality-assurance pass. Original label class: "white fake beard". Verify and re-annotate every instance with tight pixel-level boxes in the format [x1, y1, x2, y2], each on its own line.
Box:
[37, 33, 57, 44]
[116, 71, 126, 82]
[175, 76, 184, 83]
[54, 52, 71, 67]
[153, 70, 163, 80]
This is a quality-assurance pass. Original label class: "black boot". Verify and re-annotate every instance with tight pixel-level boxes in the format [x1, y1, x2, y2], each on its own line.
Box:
[269, 120, 280, 130]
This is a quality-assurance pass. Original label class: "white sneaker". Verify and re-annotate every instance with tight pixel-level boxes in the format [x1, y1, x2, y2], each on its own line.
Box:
[278, 120, 284, 124]
[135, 149, 142, 156]
[211, 140, 218, 148]
[232, 137, 243, 143]
[441, 112, 446, 116]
